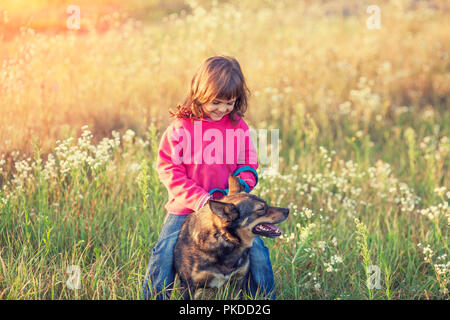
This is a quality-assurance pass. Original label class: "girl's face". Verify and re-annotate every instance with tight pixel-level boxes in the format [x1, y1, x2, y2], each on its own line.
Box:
[203, 98, 236, 121]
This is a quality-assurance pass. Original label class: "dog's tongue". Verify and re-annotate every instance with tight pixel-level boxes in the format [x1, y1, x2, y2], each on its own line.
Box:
[255, 224, 282, 235]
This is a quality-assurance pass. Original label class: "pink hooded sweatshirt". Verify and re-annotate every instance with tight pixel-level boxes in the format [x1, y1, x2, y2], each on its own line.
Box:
[156, 113, 259, 215]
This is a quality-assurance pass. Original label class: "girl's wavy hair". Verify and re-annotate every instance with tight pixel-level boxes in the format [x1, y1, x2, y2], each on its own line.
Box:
[169, 55, 250, 125]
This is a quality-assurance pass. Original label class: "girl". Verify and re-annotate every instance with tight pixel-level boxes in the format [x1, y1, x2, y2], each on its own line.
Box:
[142, 55, 275, 299]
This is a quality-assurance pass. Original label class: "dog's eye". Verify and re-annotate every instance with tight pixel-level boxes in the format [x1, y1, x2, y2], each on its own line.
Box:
[256, 207, 265, 214]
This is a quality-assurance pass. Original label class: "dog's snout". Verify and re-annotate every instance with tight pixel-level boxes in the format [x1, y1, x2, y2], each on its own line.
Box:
[268, 206, 289, 219]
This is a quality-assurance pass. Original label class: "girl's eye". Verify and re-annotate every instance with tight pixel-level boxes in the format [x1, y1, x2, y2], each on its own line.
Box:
[212, 100, 235, 106]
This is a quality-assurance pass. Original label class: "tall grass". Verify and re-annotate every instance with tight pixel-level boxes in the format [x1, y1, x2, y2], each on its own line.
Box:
[0, 0, 449, 299]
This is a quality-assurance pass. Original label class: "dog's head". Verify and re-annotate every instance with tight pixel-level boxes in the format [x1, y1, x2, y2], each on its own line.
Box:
[207, 175, 289, 247]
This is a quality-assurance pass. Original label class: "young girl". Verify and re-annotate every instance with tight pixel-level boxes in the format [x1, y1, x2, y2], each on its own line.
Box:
[142, 55, 275, 299]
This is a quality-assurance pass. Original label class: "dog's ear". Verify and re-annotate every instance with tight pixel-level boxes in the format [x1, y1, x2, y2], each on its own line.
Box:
[208, 199, 239, 222]
[228, 175, 244, 195]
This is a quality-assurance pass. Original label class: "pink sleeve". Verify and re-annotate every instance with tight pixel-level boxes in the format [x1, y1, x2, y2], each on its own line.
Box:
[156, 124, 211, 211]
[236, 120, 259, 190]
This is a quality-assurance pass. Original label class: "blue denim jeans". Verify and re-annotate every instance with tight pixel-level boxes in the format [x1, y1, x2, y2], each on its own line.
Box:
[142, 214, 276, 300]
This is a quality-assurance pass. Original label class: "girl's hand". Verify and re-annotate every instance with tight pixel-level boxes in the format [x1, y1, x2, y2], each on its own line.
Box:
[211, 190, 225, 200]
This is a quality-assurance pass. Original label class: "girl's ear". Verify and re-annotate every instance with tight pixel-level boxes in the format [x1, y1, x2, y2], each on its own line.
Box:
[228, 175, 244, 195]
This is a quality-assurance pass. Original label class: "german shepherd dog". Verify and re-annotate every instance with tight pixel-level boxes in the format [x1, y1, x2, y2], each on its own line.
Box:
[174, 175, 289, 299]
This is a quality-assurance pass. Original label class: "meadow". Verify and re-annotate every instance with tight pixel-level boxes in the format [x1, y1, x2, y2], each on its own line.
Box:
[0, 0, 448, 299]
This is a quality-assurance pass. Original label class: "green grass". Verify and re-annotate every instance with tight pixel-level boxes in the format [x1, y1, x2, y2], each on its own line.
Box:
[0, 107, 448, 299]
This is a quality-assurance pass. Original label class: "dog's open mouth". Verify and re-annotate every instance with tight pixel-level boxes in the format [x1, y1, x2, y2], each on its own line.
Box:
[252, 223, 283, 238]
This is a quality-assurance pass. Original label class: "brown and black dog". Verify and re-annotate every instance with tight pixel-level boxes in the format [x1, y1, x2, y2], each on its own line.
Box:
[174, 175, 289, 299]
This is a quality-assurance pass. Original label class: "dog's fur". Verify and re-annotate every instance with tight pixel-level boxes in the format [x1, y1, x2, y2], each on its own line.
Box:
[174, 175, 289, 299]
